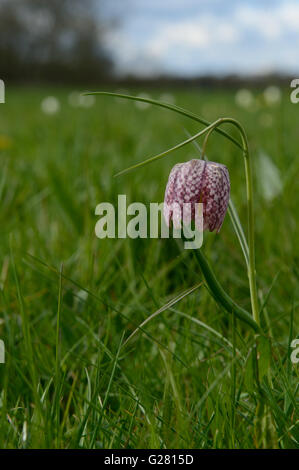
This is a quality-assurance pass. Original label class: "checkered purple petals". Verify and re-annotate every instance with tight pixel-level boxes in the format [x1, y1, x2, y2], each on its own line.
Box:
[164, 159, 230, 232]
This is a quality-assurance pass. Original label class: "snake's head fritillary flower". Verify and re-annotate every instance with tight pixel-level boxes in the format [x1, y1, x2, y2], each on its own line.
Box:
[164, 159, 230, 233]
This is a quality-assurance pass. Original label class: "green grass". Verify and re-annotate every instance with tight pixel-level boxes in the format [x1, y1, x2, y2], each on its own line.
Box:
[0, 85, 298, 448]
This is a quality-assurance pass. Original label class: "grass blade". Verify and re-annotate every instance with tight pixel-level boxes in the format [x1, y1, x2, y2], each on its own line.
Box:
[193, 249, 260, 332]
[113, 121, 221, 177]
[228, 199, 249, 268]
[85, 91, 242, 151]
[122, 283, 203, 348]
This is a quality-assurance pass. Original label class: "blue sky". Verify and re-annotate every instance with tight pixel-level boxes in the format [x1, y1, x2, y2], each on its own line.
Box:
[104, 0, 299, 76]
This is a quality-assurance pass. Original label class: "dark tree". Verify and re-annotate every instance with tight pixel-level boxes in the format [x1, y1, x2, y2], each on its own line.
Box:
[0, 0, 114, 83]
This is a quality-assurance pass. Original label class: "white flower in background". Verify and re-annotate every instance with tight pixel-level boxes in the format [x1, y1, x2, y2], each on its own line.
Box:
[256, 152, 282, 202]
[135, 92, 151, 110]
[68, 91, 95, 108]
[263, 86, 281, 105]
[259, 113, 274, 128]
[159, 93, 176, 104]
[235, 88, 254, 108]
[68, 91, 81, 107]
[79, 95, 95, 108]
[41, 96, 60, 115]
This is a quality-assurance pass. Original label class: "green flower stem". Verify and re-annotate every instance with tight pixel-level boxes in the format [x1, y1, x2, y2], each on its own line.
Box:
[244, 147, 260, 327]
[193, 249, 260, 332]
[198, 118, 260, 327]
[85, 91, 243, 152]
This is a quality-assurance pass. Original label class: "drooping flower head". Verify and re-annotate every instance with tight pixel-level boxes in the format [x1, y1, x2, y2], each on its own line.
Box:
[164, 159, 230, 233]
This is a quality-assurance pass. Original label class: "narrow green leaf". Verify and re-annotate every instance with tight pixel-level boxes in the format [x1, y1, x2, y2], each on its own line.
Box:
[84, 91, 242, 151]
[244, 348, 255, 393]
[193, 248, 260, 332]
[171, 307, 241, 355]
[228, 199, 249, 268]
[113, 121, 220, 177]
[122, 283, 202, 348]
[258, 335, 271, 381]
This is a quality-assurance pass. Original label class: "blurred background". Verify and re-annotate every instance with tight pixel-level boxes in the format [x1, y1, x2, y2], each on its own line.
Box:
[1, 0, 298, 86]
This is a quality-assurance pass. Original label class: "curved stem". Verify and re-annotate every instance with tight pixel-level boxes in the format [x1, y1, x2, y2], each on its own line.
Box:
[244, 148, 260, 326]
[193, 249, 260, 332]
[85, 91, 243, 151]
[114, 119, 224, 177]
[201, 126, 214, 160]
[199, 118, 260, 326]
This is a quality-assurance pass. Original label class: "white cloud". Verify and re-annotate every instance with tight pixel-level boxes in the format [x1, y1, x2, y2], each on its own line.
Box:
[146, 16, 239, 58]
[236, 6, 281, 39]
[143, 15, 240, 67]
[106, 1, 299, 76]
[236, 2, 299, 39]
[280, 2, 299, 31]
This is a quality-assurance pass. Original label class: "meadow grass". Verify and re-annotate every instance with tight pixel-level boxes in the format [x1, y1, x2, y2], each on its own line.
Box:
[0, 86, 298, 448]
